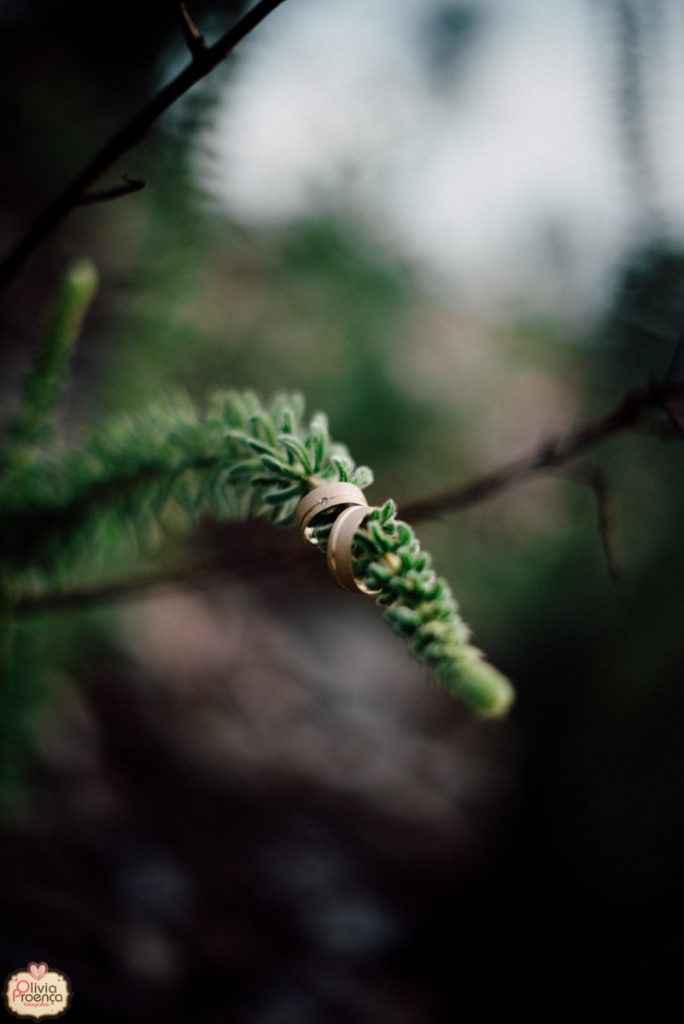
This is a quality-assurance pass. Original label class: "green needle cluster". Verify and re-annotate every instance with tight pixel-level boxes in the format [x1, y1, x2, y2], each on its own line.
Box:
[0, 264, 513, 717]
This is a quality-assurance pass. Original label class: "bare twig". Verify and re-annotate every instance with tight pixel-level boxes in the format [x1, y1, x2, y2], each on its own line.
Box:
[14, 520, 312, 618]
[562, 465, 621, 582]
[592, 472, 621, 583]
[0, 0, 288, 292]
[78, 176, 146, 207]
[15, 561, 216, 616]
[178, 2, 208, 57]
[401, 380, 684, 524]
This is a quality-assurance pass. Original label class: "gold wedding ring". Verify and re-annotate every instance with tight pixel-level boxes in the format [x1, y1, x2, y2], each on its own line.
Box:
[295, 482, 368, 544]
[326, 504, 381, 597]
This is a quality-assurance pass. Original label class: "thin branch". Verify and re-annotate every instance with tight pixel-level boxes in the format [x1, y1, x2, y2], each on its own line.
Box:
[401, 380, 684, 524]
[178, 2, 208, 57]
[562, 464, 621, 582]
[590, 468, 621, 583]
[0, 0, 288, 292]
[78, 177, 146, 207]
[14, 520, 312, 618]
[15, 561, 216, 616]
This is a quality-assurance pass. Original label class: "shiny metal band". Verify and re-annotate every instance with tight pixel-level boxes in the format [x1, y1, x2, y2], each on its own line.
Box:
[295, 482, 368, 544]
[326, 503, 381, 597]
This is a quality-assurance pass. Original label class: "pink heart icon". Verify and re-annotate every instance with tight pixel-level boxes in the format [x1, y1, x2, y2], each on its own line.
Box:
[28, 963, 47, 980]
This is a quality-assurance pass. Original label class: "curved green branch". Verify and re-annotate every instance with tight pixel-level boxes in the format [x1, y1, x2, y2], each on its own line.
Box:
[0, 387, 512, 717]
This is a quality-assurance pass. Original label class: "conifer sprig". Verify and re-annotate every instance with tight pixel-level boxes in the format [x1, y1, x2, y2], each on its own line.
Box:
[310, 500, 513, 716]
[349, 505, 512, 715]
[0, 388, 371, 587]
[0, 387, 512, 716]
[0, 266, 512, 716]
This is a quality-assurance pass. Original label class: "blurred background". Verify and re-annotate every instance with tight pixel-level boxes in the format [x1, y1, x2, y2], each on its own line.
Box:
[1, 0, 684, 1018]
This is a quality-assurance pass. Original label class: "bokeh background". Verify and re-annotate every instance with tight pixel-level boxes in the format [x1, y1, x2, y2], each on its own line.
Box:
[2, 1, 684, 1018]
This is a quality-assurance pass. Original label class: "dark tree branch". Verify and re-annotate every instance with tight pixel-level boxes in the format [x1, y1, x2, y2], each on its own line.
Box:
[15, 561, 216, 616]
[591, 469, 620, 583]
[401, 380, 684, 524]
[562, 464, 621, 582]
[0, 0, 288, 293]
[14, 520, 313, 618]
[78, 177, 146, 206]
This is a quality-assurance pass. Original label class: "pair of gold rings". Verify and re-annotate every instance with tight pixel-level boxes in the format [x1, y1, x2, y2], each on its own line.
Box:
[295, 482, 380, 596]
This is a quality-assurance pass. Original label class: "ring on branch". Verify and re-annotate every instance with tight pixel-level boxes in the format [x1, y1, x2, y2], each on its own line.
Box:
[326, 504, 382, 596]
[296, 482, 368, 543]
[296, 482, 381, 594]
